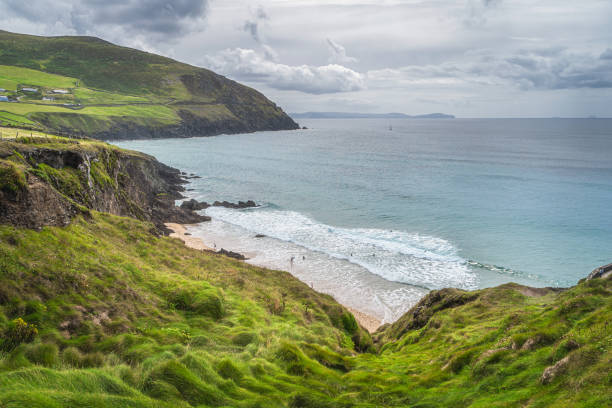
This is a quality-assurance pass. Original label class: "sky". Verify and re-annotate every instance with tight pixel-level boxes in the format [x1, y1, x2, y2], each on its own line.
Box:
[1, 0, 611, 117]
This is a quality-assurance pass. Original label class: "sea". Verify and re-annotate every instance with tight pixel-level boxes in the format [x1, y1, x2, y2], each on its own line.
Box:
[114, 118, 612, 324]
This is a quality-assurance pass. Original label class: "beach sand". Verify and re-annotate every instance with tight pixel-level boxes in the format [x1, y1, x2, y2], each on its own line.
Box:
[165, 223, 214, 251]
[165, 222, 382, 333]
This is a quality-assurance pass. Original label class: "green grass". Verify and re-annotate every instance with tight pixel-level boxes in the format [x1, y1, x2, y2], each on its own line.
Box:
[0, 30, 298, 138]
[0, 65, 78, 90]
[0, 137, 609, 407]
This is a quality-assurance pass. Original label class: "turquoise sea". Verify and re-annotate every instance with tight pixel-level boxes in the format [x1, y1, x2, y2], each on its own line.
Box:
[115, 118, 612, 322]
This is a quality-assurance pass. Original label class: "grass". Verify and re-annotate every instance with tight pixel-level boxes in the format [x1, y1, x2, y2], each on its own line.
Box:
[0, 65, 78, 90]
[0, 136, 610, 407]
[0, 30, 297, 138]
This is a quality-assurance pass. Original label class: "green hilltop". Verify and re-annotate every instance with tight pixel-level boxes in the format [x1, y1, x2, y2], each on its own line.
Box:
[0, 30, 298, 139]
[0, 135, 610, 407]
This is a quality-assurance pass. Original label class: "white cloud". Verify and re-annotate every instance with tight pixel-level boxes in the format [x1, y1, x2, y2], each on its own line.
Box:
[205, 48, 365, 94]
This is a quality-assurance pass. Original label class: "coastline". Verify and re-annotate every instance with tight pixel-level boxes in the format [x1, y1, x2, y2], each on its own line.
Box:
[165, 222, 382, 332]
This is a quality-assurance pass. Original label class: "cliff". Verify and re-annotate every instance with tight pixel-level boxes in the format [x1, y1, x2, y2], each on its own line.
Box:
[0, 136, 206, 232]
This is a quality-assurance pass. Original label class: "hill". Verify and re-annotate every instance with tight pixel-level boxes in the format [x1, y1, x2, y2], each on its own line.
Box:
[0, 134, 610, 407]
[290, 112, 455, 119]
[0, 30, 298, 139]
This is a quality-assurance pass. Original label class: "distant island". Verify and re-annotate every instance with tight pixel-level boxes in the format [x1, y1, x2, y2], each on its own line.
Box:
[290, 112, 455, 119]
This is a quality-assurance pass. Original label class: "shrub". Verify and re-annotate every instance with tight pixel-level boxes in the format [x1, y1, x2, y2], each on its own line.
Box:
[62, 346, 83, 367]
[1, 318, 38, 351]
[81, 351, 105, 367]
[25, 343, 59, 366]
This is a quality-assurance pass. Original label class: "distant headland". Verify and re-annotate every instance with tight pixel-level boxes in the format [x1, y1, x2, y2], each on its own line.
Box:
[290, 112, 455, 119]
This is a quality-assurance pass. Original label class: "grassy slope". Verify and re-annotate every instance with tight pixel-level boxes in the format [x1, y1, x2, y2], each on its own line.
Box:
[0, 138, 610, 407]
[0, 31, 296, 138]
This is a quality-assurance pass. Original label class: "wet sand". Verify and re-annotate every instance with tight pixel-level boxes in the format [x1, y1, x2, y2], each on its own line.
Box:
[165, 222, 382, 332]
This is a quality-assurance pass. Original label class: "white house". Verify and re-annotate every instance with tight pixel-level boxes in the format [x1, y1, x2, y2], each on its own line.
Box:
[52, 89, 69, 94]
[0, 88, 6, 92]
[22, 87, 38, 93]
[43, 96, 55, 101]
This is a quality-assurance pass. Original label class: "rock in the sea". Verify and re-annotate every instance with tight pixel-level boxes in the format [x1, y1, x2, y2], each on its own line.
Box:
[255, 234, 266, 238]
[217, 248, 247, 260]
[211, 200, 257, 209]
[180, 199, 210, 211]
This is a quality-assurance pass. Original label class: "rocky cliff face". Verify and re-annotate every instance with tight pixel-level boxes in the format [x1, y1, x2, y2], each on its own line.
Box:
[0, 137, 206, 232]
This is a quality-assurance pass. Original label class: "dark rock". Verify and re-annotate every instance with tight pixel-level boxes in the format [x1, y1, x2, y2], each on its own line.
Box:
[180, 199, 210, 211]
[217, 248, 247, 260]
[211, 200, 257, 209]
[255, 234, 266, 238]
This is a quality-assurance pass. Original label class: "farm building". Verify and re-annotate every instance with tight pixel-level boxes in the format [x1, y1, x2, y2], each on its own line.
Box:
[22, 87, 38, 92]
[0, 96, 8, 102]
[52, 89, 69, 94]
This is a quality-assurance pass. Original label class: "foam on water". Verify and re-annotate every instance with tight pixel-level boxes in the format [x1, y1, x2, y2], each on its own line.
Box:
[203, 206, 478, 291]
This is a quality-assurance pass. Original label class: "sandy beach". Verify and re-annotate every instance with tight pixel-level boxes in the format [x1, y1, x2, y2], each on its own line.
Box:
[165, 223, 214, 251]
[165, 222, 382, 332]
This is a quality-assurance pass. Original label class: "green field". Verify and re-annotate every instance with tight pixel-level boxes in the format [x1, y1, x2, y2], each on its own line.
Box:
[0, 30, 298, 138]
[0, 136, 610, 407]
[0, 65, 78, 90]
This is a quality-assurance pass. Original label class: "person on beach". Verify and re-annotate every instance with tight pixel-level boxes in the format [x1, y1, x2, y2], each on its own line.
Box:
[290, 256, 295, 268]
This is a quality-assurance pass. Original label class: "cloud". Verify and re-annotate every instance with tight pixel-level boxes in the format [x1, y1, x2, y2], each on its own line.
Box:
[243, 6, 269, 44]
[464, 0, 502, 27]
[326, 38, 357, 64]
[1, 0, 209, 42]
[367, 48, 612, 90]
[205, 48, 365, 94]
[600, 48, 612, 60]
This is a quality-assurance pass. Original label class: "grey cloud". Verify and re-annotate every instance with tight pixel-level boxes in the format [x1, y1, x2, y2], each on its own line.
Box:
[369, 48, 612, 90]
[205, 48, 365, 94]
[326, 38, 357, 64]
[464, 0, 502, 27]
[2, 0, 209, 41]
[600, 48, 612, 60]
[243, 6, 269, 44]
[72, 0, 209, 37]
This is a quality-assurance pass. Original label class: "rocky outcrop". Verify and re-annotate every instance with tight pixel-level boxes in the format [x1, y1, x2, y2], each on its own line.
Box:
[374, 288, 478, 343]
[587, 263, 612, 280]
[180, 199, 257, 211]
[540, 356, 570, 384]
[0, 177, 80, 229]
[217, 248, 248, 261]
[0, 138, 207, 232]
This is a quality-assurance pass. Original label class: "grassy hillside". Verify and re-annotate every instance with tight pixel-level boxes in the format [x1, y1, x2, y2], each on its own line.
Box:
[0, 136, 610, 407]
[0, 30, 298, 139]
